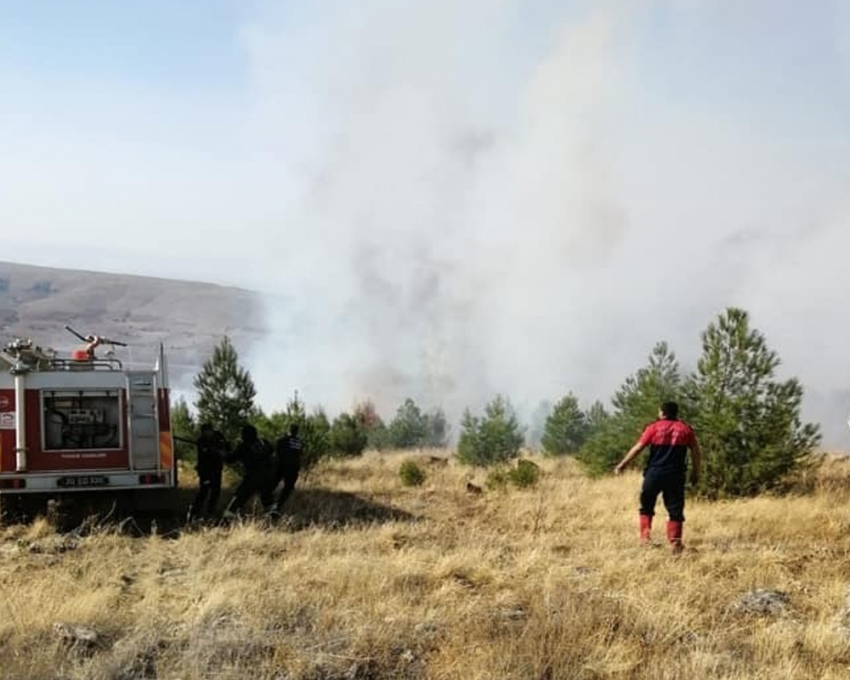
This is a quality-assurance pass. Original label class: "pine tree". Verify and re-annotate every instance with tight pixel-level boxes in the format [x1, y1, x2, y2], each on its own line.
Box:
[170, 397, 198, 463]
[193, 336, 256, 443]
[457, 395, 525, 466]
[305, 407, 331, 469]
[610, 341, 683, 421]
[578, 342, 683, 475]
[585, 400, 610, 438]
[389, 398, 430, 449]
[687, 307, 821, 497]
[252, 407, 289, 443]
[353, 400, 391, 451]
[541, 393, 588, 455]
[264, 392, 331, 471]
[253, 392, 334, 471]
[329, 412, 368, 457]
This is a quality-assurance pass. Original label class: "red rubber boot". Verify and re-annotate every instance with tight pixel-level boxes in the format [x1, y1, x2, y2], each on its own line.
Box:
[667, 520, 684, 554]
[640, 514, 652, 545]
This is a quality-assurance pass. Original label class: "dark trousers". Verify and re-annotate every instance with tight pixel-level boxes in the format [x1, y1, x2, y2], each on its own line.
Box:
[227, 471, 275, 513]
[266, 462, 300, 509]
[274, 467, 300, 509]
[640, 469, 686, 522]
[188, 460, 222, 519]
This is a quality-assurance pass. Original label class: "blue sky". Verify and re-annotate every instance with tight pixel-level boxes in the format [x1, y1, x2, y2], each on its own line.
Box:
[1, 1, 247, 89]
[1, 1, 849, 441]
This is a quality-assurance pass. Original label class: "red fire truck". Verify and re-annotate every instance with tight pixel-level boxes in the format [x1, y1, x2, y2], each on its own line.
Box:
[0, 328, 177, 521]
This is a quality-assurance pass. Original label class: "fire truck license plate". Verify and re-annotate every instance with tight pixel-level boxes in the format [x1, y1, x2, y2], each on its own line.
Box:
[57, 476, 109, 488]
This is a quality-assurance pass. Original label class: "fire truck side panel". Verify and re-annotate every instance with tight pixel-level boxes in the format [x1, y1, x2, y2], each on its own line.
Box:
[0, 388, 13, 470]
[0, 429, 14, 471]
[26, 388, 131, 471]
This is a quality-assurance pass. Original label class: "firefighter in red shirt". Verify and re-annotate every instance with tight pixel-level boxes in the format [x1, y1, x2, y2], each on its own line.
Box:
[614, 401, 702, 553]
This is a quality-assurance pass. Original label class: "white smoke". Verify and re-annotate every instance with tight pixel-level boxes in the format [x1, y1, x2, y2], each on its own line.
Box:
[240, 1, 850, 448]
[1, 3, 846, 442]
[243, 3, 624, 419]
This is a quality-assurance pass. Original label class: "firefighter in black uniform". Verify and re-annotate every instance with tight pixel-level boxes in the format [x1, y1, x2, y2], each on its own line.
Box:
[223, 424, 275, 518]
[269, 423, 304, 514]
[186, 423, 230, 522]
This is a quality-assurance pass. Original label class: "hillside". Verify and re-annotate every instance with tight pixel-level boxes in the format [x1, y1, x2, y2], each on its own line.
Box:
[2, 453, 850, 679]
[0, 261, 266, 383]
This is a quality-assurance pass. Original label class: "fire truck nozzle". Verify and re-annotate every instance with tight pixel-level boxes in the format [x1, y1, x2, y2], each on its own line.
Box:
[65, 326, 128, 348]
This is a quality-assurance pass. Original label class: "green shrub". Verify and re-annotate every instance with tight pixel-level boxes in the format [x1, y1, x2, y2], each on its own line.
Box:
[399, 460, 427, 487]
[508, 459, 541, 488]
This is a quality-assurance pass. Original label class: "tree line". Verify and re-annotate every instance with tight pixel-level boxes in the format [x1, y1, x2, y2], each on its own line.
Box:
[171, 339, 450, 473]
[172, 306, 823, 498]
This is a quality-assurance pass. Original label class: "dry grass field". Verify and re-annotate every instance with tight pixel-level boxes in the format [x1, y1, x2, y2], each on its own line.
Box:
[2, 452, 850, 680]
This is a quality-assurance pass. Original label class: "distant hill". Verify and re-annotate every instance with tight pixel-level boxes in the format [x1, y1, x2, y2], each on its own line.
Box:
[0, 261, 266, 385]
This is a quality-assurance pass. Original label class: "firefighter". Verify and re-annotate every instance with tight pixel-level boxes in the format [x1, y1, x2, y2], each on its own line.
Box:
[186, 423, 229, 522]
[269, 422, 304, 515]
[614, 401, 702, 553]
[223, 424, 275, 518]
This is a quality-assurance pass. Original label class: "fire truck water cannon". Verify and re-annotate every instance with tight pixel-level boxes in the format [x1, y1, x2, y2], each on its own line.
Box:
[65, 325, 128, 361]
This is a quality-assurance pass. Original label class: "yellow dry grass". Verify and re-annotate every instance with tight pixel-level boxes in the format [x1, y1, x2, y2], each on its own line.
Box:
[2, 451, 850, 679]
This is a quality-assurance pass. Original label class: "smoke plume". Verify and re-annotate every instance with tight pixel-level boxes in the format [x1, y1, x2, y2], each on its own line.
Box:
[235, 1, 850, 445]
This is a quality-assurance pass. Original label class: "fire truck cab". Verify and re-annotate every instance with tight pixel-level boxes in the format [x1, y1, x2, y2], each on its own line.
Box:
[0, 333, 176, 516]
